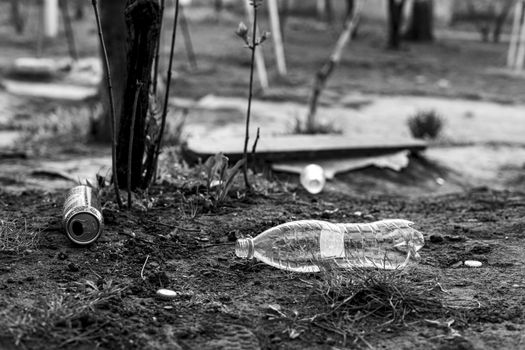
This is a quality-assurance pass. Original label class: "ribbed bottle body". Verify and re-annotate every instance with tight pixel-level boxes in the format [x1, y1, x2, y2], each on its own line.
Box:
[249, 219, 424, 273]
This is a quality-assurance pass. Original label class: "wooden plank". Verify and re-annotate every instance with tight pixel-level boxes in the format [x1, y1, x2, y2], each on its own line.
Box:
[183, 134, 427, 163]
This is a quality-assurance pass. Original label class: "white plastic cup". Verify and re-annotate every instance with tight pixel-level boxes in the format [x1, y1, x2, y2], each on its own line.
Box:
[300, 164, 326, 194]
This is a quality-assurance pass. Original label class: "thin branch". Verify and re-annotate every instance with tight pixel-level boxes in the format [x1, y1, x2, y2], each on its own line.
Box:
[60, 0, 78, 61]
[127, 81, 143, 211]
[145, 0, 180, 187]
[91, 0, 123, 208]
[152, 0, 165, 96]
[140, 254, 150, 280]
[250, 126, 260, 167]
[242, 1, 259, 191]
[179, 5, 198, 70]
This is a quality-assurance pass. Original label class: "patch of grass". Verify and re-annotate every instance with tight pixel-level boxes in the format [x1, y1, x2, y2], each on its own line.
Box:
[300, 267, 451, 346]
[7, 104, 99, 156]
[0, 280, 126, 347]
[7, 105, 93, 136]
[0, 219, 40, 253]
[407, 109, 444, 140]
[291, 116, 342, 135]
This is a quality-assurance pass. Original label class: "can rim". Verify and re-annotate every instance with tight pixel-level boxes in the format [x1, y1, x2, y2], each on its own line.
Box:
[64, 206, 103, 245]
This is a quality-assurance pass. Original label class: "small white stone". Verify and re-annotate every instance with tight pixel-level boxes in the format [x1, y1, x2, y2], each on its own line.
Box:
[156, 288, 178, 299]
[464, 260, 482, 268]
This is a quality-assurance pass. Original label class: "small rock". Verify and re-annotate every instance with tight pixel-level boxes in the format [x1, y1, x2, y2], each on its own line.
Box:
[436, 79, 450, 89]
[156, 288, 178, 300]
[436, 177, 445, 186]
[68, 262, 80, 272]
[450, 261, 463, 268]
[57, 252, 68, 260]
[505, 323, 518, 331]
[270, 335, 281, 343]
[353, 211, 363, 217]
[363, 214, 375, 220]
[464, 260, 482, 268]
[429, 234, 444, 243]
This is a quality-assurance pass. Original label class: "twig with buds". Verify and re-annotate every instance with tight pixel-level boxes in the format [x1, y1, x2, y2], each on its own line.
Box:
[235, 0, 270, 191]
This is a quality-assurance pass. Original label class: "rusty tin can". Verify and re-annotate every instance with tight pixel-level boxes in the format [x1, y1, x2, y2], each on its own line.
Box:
[63, 185, 103, 245]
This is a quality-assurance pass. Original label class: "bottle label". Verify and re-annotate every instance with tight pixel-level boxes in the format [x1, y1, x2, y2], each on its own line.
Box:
[319, 229, 345, 258]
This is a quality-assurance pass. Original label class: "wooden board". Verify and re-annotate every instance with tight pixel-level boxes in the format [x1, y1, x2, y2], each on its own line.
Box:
[183, 134, 427, 163]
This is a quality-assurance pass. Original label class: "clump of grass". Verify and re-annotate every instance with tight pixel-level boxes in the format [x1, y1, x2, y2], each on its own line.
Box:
[0, 219, 40, 253]
[12, 105, 93, 137]
[292, 117, 342, 135]
[12, 105, 96, 155]
[1, 280, 126, 347]
[407, 109, 444, 139]
[302, 267, 449, 346]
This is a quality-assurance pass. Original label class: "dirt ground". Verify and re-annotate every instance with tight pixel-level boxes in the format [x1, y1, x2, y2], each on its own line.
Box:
[0, 2, 525, 350]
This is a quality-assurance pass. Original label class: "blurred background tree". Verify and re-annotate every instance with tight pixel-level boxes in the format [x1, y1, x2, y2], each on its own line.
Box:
[405, 0, 434, 42]
[387, 0, 405, 49]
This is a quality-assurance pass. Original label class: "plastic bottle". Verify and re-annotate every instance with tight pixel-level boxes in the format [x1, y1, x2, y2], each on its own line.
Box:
[300, 164, 326, 194]
[235, 219, 424, 273]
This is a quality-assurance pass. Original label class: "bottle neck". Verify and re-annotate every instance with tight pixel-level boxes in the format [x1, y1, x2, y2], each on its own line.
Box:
[235, 238, 255, 259]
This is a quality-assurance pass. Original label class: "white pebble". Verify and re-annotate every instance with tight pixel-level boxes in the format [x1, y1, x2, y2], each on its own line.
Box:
[156, 288, 178, 299]
[464, 260, 482, 268]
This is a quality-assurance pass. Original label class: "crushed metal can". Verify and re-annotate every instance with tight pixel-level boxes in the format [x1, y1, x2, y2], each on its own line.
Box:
[63, 185, 103, 245]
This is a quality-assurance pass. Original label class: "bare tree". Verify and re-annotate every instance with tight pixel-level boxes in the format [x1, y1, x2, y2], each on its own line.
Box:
[388, 0, 406, 49]
[466, 0, 514, 43]
[305, 2, 362, 133]
[404, 0, 434, 42]
[10, 0, 25, 34]
[115, 0, 161, 190]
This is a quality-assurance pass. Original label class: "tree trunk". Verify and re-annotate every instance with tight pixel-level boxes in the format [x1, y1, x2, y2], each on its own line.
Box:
[92, 0, 128, 143]
[306, 6, 361, 132]
[345, 0, 354, 22]
[324, 0, 334, 24]
[75, 0, 85, 19]
[388, 0, 405, 49]
[492, 0, 514, 43]
[116, 0, 161, 190]
[10, 0, 24, 34]
[404, 0, 434, 42]
[345, 0, 359, 38]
